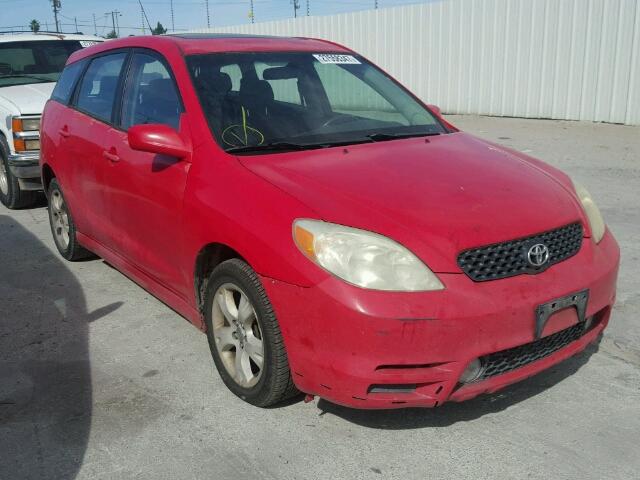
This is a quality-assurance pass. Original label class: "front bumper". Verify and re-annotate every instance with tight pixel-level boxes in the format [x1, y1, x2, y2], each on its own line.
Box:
[261, 230, 620, 409]
[8, 151, 42, 190]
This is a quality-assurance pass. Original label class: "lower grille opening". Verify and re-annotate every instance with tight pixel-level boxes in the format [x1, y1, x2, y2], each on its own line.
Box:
[368, 384, 417, 394]
[375, 362, 448, 372]
[473, 310, 604, 382]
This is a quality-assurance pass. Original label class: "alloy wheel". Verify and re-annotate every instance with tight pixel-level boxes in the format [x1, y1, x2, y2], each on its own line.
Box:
[50, 189, 70, 249]
[211, 283, 265, 388]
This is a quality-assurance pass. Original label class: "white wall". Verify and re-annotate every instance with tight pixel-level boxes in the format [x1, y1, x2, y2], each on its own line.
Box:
[190, 0, 640, 125]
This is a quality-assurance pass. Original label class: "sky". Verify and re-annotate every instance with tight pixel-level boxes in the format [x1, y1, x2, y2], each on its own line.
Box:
[0, 0, 433, 35]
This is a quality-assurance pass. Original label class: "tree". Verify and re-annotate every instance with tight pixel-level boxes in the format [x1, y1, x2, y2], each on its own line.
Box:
[105, 30, 118, 39]
[29, 19, 40, 33]
[151, 22, 167, 35]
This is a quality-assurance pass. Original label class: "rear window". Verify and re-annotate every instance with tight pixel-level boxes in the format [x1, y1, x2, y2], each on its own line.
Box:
[51, 60, 86, 104]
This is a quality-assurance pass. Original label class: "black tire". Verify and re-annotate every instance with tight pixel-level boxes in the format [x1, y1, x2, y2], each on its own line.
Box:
[204, 258, 298, 407]
[0, 136, 38, 209]
[47, 178, 93, 261]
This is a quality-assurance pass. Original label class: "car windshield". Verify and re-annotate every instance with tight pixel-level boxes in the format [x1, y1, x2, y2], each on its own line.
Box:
[187, 52, 447, 154]
[0, 40, 85, 88]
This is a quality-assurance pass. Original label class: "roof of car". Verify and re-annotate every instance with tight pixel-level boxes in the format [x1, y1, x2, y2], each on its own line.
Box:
[67, 33, 350, 63]
[0, 32, 104, 44]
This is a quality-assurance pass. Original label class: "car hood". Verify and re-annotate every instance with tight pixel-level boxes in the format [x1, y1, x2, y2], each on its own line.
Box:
[239, 132, 586, 272]
[0, 82, 55, 115]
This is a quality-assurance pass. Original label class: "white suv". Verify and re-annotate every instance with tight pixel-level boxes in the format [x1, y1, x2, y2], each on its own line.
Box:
[0, 32, 102, 208]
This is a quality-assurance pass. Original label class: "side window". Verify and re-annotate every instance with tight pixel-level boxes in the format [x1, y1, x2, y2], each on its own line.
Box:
[51, 60, 85, 104]
[121, 53, 182, 130]
[75, 53, 127, 123]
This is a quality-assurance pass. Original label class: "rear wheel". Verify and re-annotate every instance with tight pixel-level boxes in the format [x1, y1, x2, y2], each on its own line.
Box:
[47, 178, 93, 261]
[0, 138, 37, 209]
[204, 259, 298, 407]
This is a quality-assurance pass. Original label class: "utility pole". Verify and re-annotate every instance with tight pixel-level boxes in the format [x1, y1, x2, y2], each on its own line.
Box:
[170, 0, 175, 32]
[138, 1, 153, 34]
[51, 0, 61, 32]
[141, 3, 145, 33]
[249, 0, 255, 24]
[306, 0, 309, 16]
[205, 0, 211, 28]
[106, 10, 121, 37]
[292, 0, 300, 18]
[375, 0, 378, 9]
[74, 17, 78, 33]
[92, 13, 97, 35]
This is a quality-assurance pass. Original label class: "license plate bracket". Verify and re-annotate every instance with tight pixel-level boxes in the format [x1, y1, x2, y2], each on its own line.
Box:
[534, 289, 589, 339]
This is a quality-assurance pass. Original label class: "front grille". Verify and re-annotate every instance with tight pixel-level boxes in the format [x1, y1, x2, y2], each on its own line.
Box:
[476, 322, 588, 381]
[457, 223, 583, 282]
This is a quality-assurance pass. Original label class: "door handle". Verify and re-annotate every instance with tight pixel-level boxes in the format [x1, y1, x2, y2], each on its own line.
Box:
[102, 150, 120, 163]
[59, 126, 70, 138]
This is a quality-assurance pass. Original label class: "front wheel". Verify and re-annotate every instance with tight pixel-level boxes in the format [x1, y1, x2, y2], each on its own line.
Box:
[0, 139, 37, 209]
[204, 259, 298, 407]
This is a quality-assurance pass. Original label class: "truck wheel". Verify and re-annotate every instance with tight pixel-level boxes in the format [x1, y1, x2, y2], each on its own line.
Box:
[47, 178, 93, 261]
[204, 259, 299, 407]
[0, 137, 38, 209]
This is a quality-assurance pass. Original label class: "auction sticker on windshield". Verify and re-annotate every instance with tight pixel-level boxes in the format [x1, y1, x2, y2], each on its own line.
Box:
[79, 41, 100, 47]
[313, 54, 360, 64]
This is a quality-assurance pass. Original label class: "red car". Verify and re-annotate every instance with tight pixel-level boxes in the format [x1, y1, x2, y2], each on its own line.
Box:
[40, 34, 619, 409]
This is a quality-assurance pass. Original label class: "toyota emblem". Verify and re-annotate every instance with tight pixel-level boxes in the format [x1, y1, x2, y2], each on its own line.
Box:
[527, 243, 550, 267]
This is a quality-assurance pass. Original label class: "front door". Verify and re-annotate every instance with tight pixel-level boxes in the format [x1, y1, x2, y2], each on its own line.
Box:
[103, 51, 191, 297]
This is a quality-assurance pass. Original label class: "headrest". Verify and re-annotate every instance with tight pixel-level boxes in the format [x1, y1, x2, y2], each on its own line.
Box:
[240, 78, 274, 102]
[98, 76, 119, 95]
[209, 72, 232, 95]
[148, 78, 178, 99]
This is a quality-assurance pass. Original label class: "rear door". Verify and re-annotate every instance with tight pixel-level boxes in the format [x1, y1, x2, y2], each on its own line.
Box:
[104, 50, 191, 295]
[64, 51, 128, 244]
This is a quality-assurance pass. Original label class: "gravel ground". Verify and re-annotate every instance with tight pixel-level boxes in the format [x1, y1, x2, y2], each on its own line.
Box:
[1, 115, 639, 480]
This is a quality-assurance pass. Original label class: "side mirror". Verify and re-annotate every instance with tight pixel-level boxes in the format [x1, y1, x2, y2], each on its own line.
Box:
[128, 124, 190, 159]
[427, 104, 442, 117]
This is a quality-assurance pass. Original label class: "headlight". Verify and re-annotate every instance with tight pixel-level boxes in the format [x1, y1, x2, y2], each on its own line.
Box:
[293, 219, 444, 291]
[572, 181, 605, 243]
[12, 117, 40, 132]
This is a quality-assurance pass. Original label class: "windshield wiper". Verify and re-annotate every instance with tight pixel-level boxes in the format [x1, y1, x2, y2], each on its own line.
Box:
[366, 132, 441, 142]
[225, 141, 331, 154]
